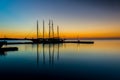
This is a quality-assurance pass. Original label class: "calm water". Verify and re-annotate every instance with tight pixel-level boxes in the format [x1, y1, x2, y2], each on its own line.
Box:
[0, 40, 120, 80]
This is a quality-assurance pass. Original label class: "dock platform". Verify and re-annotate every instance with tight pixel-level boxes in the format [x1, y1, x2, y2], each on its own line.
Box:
[0, 47, 18, 51]
[64, 41, 94, 44]
[5, 40, 94, 44]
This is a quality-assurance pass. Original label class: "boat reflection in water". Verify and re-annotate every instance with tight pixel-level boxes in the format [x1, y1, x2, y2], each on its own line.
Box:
[0, 40, 120, 80]
[36, 43, 61, 67]
[0, 47, 18, 56]
[0, 41, 18, 56]
[0, 50, 7, 56]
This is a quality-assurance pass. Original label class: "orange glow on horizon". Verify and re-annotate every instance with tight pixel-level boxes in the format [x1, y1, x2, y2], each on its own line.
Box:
[0, 20, 120, 39]
[0, 31, 120, 39]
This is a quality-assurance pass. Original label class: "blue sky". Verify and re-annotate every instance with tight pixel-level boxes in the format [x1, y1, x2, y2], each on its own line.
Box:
[0, 0, 120, 38]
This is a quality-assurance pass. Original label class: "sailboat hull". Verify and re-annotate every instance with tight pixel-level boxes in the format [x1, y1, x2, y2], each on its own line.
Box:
[31, 38, 64, 44]
[31, 39, 42, 43]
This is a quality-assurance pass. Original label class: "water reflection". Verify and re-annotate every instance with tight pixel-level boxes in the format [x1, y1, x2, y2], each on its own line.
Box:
[57, 44, 60, 60]
[37, 43, 39, 67]
[0, 40, 120, 79]
[36, 43, 61, 67]
[0, 48, 18, 56]
[0, 51, 7, 56]
[43, 44, 45, 64]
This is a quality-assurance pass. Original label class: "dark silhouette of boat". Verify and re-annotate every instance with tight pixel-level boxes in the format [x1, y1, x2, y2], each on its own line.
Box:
[31, 20, 94, 44]
[32, 20, 64, 44]
[31, 38, 42, 43]
[0, 47, 18, 51]
[1, 20, 93, 44]
[0, 47, 18, 56]
[32, 38, 64, 44]
[0, 41, 18, 55]
[0, 41, 7, 48]
[41, 38, 64, 44]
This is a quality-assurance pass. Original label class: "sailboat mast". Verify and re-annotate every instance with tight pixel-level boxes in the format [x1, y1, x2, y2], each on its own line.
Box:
[37, 20, 39, 39]
[43, 20, 45, 39]
[49, 20, 51, 39]
[52, 20, 54, 38]
[57, 26, 59, 39]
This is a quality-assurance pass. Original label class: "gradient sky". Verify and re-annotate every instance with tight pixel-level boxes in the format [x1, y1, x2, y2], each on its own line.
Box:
[0, 0, 120, 38]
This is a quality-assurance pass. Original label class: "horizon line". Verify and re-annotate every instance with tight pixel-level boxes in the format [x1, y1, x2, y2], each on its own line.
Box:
[0, 37, 120, 40]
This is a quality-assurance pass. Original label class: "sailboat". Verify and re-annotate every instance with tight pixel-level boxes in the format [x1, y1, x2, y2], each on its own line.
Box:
[42, 20, 64, 43]
[32, 20, 64, 44]
[31, 20, 42, 43]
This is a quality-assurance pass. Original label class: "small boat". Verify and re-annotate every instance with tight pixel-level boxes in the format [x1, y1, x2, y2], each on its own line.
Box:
[0, 47, 18, 51]
[0, 47, 18, 56]
[0, 41, 7, 48]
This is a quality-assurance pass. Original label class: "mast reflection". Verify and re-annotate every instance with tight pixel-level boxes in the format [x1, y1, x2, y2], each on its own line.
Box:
[36, 43, 61, 67]
[43, 44, 45, 64]
[51, 44, 54, 65]
[0, 51, 7, 56]
[37, 43, 39, 67]
[57, 44, 59, 61]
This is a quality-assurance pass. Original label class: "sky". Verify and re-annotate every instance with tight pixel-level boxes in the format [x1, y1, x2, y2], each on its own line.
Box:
[0, 0, 120, 38]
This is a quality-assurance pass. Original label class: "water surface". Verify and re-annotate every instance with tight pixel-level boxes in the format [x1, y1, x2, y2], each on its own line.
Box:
[0, 40, 120, 80]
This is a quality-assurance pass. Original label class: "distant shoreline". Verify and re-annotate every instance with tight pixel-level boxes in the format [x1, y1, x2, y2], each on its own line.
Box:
[0, 38, 120, 41]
